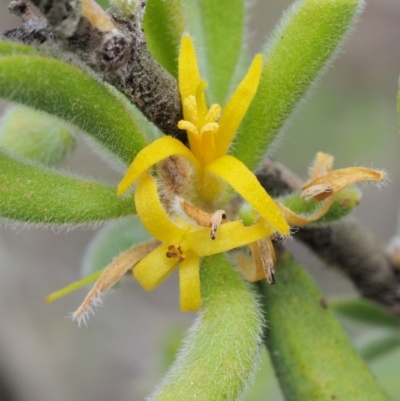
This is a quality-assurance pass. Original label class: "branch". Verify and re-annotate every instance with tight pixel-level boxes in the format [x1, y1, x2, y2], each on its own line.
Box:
[3, 0, 54, 44]
[256, 160, 400, 319]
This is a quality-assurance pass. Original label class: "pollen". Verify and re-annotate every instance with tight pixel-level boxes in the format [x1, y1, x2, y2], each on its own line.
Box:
[166, 245, 185, 262]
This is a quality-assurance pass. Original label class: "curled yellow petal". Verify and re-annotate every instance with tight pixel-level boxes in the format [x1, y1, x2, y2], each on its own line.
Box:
[234, 252, 265, 283]
[216, 54, 263, 157]
[188, 219, 273, 256]
[178, 35, 207, 116]
[179, 253, 201, 311]
[302, 167, 385, 201]
[135, 172, 185, 241]
[133, 243, 178, 290]
[206, 155, 290, 235]
[118, 136, 200, 196]
[277, 197, 334, 227]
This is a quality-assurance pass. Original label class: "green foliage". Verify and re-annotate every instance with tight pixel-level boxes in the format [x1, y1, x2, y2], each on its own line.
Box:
[143, 0, 184, 77]
[0, 46, 148, 166]
[0, 105, 76, 166]
[233, 0, 364, 170]
[358, 333, 400, 362]
[331, 298, 400, 329]
[259, 253, 389, 401]
[148, 254, 263, 401]
[181, 0, 245, 105]
[0, 150, 135, 224]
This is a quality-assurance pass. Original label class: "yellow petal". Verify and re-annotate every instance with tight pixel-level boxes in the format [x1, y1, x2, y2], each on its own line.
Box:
[277, 197, 334, 227]
[234, 252, 265, 283]
[178, 35, 207, 116]
[215, 54, 263, 157]
[206, 155, 290, 235]
[302, 167, 385, 201]
[118, 136, 200, 196]
[135, 172, 185, 241]
[188, 219, 273, 256]
[133, 243, 178, 290]
[179, 253, 201, 311]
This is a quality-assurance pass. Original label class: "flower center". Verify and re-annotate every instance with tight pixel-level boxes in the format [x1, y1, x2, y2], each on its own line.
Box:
[178, 81, 221, 167]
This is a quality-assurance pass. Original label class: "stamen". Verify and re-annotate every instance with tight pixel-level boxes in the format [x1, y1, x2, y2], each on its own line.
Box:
[209, 210, 227, 240]
[179, 199, 226, 240]
[195, 80, 208, 125]
[178, 120, 199, 137]
[205, 104, 221, 123]
[182, 96, 198, 125]
[166, 245, 185, 262]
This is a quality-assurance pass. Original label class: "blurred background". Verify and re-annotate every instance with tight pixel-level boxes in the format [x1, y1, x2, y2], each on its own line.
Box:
[0, 0, 399, 400]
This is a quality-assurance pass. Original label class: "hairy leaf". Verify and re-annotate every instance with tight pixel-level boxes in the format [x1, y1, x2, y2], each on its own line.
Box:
[0, 150, 135, 224]
[181, 0, 245, 105]
[143, 0, 184, 78]
[148, 254, 263, 401]
[259, 253, 389, 401]
[233, 0, 364, 170]
[0, 49, 147, 166]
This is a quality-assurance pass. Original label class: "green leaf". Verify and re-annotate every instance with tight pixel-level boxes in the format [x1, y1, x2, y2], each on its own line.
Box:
[0, 49, 148, 166]
[0, 41, 43, 57]
[181, 0, 245, 105]
[259, 252, 389, 401]
[331, 298, 400, 329]
[0, 105, 76, 166]
[233, 0, 364, 170]
[357, 333, 400, 362]
[148, 254, 263, 401]
[0, 150, 135, 224]
[282, 187, 361, 224]
[143, 0, 184, 78]
[398, 75, 400, 137]
[82, 216, 151, 276]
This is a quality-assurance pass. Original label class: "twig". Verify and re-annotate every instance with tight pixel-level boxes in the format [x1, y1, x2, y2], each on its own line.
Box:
[257, 159, 400, 319]
[3, 0, 54, 44]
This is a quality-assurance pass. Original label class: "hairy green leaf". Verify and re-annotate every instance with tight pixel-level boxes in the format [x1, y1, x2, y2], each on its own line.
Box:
[149, 254, 262, 401]
[233, 0, 364, 170]
[0, 40, 42, 57]
[0, 50, 147, 166]
[181, 0, 245, 105]
[143, 0, 184, 78]
[0, 150, 135, 224]
[259, 253, 389, 401]
[0, 105, 76, 166]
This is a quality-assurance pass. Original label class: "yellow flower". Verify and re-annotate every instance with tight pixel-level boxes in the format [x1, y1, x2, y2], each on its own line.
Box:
[47, 35, 290, 317]
[117, 35, 289, 236]
[132, 172, 274, 311]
